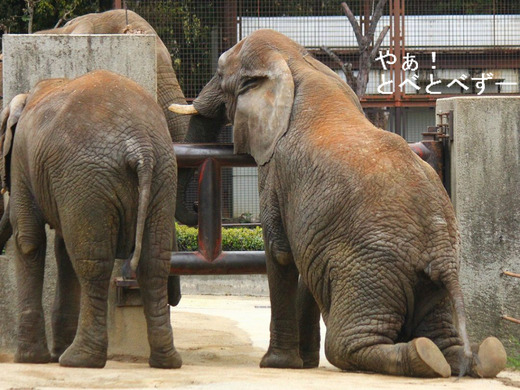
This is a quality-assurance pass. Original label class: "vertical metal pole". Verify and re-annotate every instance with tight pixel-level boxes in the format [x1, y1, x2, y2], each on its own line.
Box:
[390, 0, 405, 136]
[198, 158, 222, 261]
[222, 0, 238, 51]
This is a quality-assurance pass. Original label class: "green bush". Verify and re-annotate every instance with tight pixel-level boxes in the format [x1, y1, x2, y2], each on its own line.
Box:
[176, 223, 264, 251]
[508, 337, 520, 370]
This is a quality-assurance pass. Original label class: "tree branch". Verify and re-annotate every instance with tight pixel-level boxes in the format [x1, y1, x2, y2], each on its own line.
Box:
[367, 0, 388, 39]
[320, 46, 357, 90]
[370, 25, 390, 62]
[341, 2, 363, 47]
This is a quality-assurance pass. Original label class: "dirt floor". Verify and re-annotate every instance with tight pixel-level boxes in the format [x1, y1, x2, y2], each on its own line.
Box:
[0, 295, 519, 389]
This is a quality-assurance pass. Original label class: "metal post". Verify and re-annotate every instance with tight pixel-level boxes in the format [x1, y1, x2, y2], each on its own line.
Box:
[390, 0, 405, 136]
[198, 158, 222, 261]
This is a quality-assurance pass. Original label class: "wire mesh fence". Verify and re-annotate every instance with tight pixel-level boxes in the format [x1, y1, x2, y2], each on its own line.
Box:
[118, 0, 519, 221]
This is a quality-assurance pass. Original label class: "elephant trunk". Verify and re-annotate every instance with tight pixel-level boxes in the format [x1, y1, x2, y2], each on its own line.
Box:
[171, 73, 227, 226]
[157, 63, 191, 143]
[174, 114, 227, 227]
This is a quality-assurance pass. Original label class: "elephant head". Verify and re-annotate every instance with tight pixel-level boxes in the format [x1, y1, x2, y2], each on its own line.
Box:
[170, 29, 507, 378]
[170, 29, 363, 165]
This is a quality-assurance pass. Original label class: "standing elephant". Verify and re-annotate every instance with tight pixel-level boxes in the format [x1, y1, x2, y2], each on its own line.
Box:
[169, 29, 507, 377]
[0, 70, 181, 368]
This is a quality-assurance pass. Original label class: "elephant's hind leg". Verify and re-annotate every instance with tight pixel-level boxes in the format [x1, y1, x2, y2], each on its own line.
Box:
[12, 209, 50, 363]
[57, 218, 117, 369]
[50, 235, 80, 362]
[137, 217, 181, 369]
[324, 270, 450, 377]
[58, 255, 115, 368]
[412, 290, 506, 377]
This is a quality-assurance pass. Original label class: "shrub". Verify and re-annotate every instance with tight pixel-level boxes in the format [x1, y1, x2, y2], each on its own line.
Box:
[508, 337, 520, 370]
[176, 224, 264, 251]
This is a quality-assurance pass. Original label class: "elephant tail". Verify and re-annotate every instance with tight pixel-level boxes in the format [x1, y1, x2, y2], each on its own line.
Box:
[424, 259, 473, 376]
[444, 275, 474, 376]
[128, 151, 155, 273]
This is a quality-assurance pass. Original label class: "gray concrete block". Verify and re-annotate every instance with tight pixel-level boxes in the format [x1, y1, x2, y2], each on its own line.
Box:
[437, 96, 520, 355]
[181, 275, 268, 297]
[2, 34, 156, 107]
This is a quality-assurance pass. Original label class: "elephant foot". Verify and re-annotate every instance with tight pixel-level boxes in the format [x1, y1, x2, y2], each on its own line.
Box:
[408, 338, 451, 378]
[149, 349, 182, 369]
[59, 343, 107, 368]
[472, 337, 507, 378]
[300, 350, 320, 368]
[15, 345, 51, 364]
[260, 347, 303, 368]
[50, 345, 69, 363]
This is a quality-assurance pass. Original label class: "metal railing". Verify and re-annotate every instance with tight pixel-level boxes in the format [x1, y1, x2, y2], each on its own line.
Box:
[169, 135, 446, 276]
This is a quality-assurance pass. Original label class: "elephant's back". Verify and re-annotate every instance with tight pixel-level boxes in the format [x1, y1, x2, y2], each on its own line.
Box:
[280, 123, 458, 277]
[15, 71, 175, 244]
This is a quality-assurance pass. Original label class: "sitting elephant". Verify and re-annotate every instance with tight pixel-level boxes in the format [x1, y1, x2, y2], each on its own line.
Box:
[169, 29, 507, 377]
[0, 70, 181, 369]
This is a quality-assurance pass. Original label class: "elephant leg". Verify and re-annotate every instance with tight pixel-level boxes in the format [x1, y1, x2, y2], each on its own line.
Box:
[12, 211, 50, 363]
[260, 245, 302, 368]
[297, 278, 320, 368]
[136, 199, 181, 369]
[50, 234, 80, 362]
[59, 255, 114, 368]
[324, 268, 450, 377]
[137, 227, 182, 369]
[412, 290, 507, 378]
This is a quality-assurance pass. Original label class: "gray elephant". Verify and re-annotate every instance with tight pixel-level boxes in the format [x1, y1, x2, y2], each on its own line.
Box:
[0, 70, 181, 369]
[169, 29, 507, 377]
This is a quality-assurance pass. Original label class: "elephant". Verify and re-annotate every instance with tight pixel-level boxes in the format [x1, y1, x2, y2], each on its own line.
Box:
[0, 69, 181, 369]
[169, 29, 507, 377]
[2, 8, 205, 225]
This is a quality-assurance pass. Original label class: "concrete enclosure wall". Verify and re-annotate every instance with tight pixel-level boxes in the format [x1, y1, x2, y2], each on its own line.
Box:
[0, 34, 156, 358]
[437, 97, 520, 354]
[2, 34, 156, 107]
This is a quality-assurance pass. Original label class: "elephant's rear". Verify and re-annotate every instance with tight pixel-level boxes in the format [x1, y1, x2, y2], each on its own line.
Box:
[22, 70, 177, 261]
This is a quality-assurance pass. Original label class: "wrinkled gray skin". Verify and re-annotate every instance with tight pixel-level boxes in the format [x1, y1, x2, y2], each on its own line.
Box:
[0, 70, 181, 369]
[172, 29, 507, 378]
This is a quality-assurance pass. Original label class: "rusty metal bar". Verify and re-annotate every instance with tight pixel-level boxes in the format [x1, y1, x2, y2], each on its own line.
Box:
[170, 252, 266, 275]
[504, 270, 520, 279]
[198, 158, 222, 261]
[169, 140, 446, 276]
[174, 144, 256, 168]
[502, 315, 520, 325]
[409, 140, 444, 179]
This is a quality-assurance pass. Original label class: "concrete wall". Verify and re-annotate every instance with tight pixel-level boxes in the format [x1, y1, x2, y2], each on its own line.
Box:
[0, 34, 156, 358]
[437, 97, 520, 355]
[2, 34, 156, 107]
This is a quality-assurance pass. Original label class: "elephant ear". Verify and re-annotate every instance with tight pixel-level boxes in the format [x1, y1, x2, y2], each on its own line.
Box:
[233, 56, 294, 166]
[0, 93, 28, 191]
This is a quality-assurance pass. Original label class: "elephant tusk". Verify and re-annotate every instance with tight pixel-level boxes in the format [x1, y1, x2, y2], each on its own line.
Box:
[168, 103, 198, 115]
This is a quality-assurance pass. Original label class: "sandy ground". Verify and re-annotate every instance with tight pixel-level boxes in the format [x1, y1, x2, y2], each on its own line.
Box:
[0, 295, 519, 389]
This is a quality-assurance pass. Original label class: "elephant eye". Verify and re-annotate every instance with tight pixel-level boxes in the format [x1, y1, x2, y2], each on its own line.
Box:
[238, 76, 264, 95]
